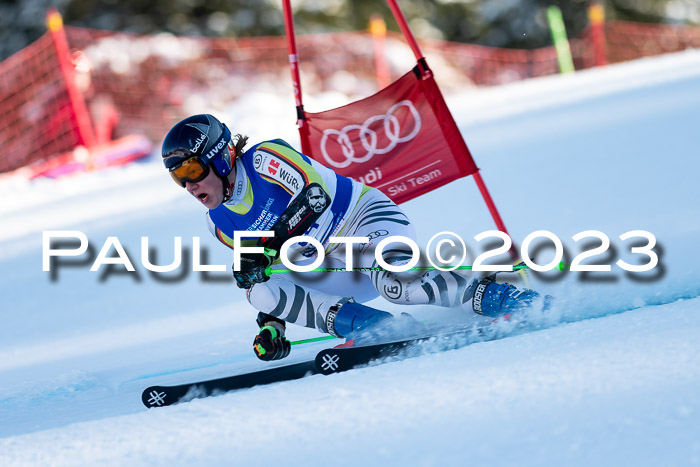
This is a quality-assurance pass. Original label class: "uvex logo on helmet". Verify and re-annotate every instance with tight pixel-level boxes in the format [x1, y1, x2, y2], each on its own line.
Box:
[205, 139, 227, 161]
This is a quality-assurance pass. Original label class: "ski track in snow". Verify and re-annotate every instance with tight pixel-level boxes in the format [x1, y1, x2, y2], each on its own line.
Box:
[1, 49, 699, 466]
[1, 300, 699, 466]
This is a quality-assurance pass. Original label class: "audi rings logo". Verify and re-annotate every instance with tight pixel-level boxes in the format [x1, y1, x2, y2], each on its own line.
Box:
[320, 100, 421, 169]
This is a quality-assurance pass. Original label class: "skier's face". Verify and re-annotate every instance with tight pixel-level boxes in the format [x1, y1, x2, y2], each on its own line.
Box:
[185, 166, 228, 209]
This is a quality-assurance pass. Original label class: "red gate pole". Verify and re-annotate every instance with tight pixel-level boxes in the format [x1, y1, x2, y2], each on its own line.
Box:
[46, 8, 95, 150]
[386, 0, 423, 65]
[385, 0, 518, 260]
[281, 0, 311, 155]
[588, 2, 608, 67]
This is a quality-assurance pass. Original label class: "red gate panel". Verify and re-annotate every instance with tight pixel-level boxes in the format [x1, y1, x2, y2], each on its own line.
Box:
[302, 67, 478, 204]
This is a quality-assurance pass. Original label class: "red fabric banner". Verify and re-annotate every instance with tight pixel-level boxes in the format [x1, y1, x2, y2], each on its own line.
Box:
[302, 68, 478, 204]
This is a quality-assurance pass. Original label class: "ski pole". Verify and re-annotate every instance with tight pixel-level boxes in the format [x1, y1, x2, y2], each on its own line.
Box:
[266, 262, 569, 275]
[265, 265, 518, 275]
[289, 335, 337, 346]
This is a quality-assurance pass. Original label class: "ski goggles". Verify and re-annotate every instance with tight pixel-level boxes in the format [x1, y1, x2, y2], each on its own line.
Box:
[168, 155, 210, 187]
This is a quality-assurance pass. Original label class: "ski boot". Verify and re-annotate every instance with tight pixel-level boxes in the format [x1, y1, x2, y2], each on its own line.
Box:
[326, 298, 392, 338]
[469, 275, 550, 318]
[326, 298, 423, 345]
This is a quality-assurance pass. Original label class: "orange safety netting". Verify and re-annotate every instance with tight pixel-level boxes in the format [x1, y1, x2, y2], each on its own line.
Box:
[0, 19, 698, 174]
[0, 34, 82, 173]
[605, 20, 700, 63]
[61, 27, 385, 147]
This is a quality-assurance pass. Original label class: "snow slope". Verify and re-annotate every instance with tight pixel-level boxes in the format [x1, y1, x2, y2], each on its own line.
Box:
[1, 49, 700, 466]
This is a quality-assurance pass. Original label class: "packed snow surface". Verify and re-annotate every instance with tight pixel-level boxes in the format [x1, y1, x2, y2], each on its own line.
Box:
[1, 49, 699, 466]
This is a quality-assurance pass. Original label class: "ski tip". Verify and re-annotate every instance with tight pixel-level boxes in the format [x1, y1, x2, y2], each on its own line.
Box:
[316, 349, 344, 375]
[142, 386, 170, 408]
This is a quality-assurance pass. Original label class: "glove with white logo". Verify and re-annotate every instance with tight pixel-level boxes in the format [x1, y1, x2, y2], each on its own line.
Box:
[233, 248, 276, 289]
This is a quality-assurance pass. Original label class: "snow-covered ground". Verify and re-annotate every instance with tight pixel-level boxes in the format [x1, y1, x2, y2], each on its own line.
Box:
[1, 49, 699, 466]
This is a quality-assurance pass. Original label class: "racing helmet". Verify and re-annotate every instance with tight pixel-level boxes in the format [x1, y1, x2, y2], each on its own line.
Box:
[162, 114, 233, 179]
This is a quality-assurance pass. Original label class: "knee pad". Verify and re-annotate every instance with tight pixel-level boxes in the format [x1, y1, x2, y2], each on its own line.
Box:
[375, 270, 431, 305]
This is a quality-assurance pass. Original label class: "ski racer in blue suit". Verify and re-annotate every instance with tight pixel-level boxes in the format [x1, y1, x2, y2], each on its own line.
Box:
[162, 114, 542, 361]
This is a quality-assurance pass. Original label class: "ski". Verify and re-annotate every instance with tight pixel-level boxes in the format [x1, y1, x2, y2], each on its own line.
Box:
[314, 322, 512, 375]
[142, 318, 530, 408]
[142, 360, 318, 408]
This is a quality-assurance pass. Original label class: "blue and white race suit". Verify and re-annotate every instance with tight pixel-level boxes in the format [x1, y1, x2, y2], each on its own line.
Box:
[206, 140, 473, 333]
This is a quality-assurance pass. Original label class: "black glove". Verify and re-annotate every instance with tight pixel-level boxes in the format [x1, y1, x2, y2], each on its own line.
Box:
[233, 248, 275, 289]
[253, 323, 291, 361]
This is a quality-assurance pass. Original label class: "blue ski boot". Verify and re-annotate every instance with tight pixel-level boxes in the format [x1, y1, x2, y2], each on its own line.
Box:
[326, 298, 393, 339]
[326, 298, 425, 344]
[470, 277, 548, 317]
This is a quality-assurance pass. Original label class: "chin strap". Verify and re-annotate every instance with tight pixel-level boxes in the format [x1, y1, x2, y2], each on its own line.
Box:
[220, 149, 238, 203]
[221, 176, 234, 203]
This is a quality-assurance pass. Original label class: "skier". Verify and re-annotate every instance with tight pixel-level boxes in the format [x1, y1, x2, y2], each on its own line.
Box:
[162, 114, 542, 361]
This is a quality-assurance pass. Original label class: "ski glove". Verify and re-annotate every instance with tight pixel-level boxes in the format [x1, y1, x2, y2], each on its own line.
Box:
[253, 323, 291, 361]
[233, 249, 276, 289]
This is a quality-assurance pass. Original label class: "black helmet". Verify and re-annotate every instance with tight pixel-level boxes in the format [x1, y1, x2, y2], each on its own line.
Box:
[162, 114, 233, 178]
